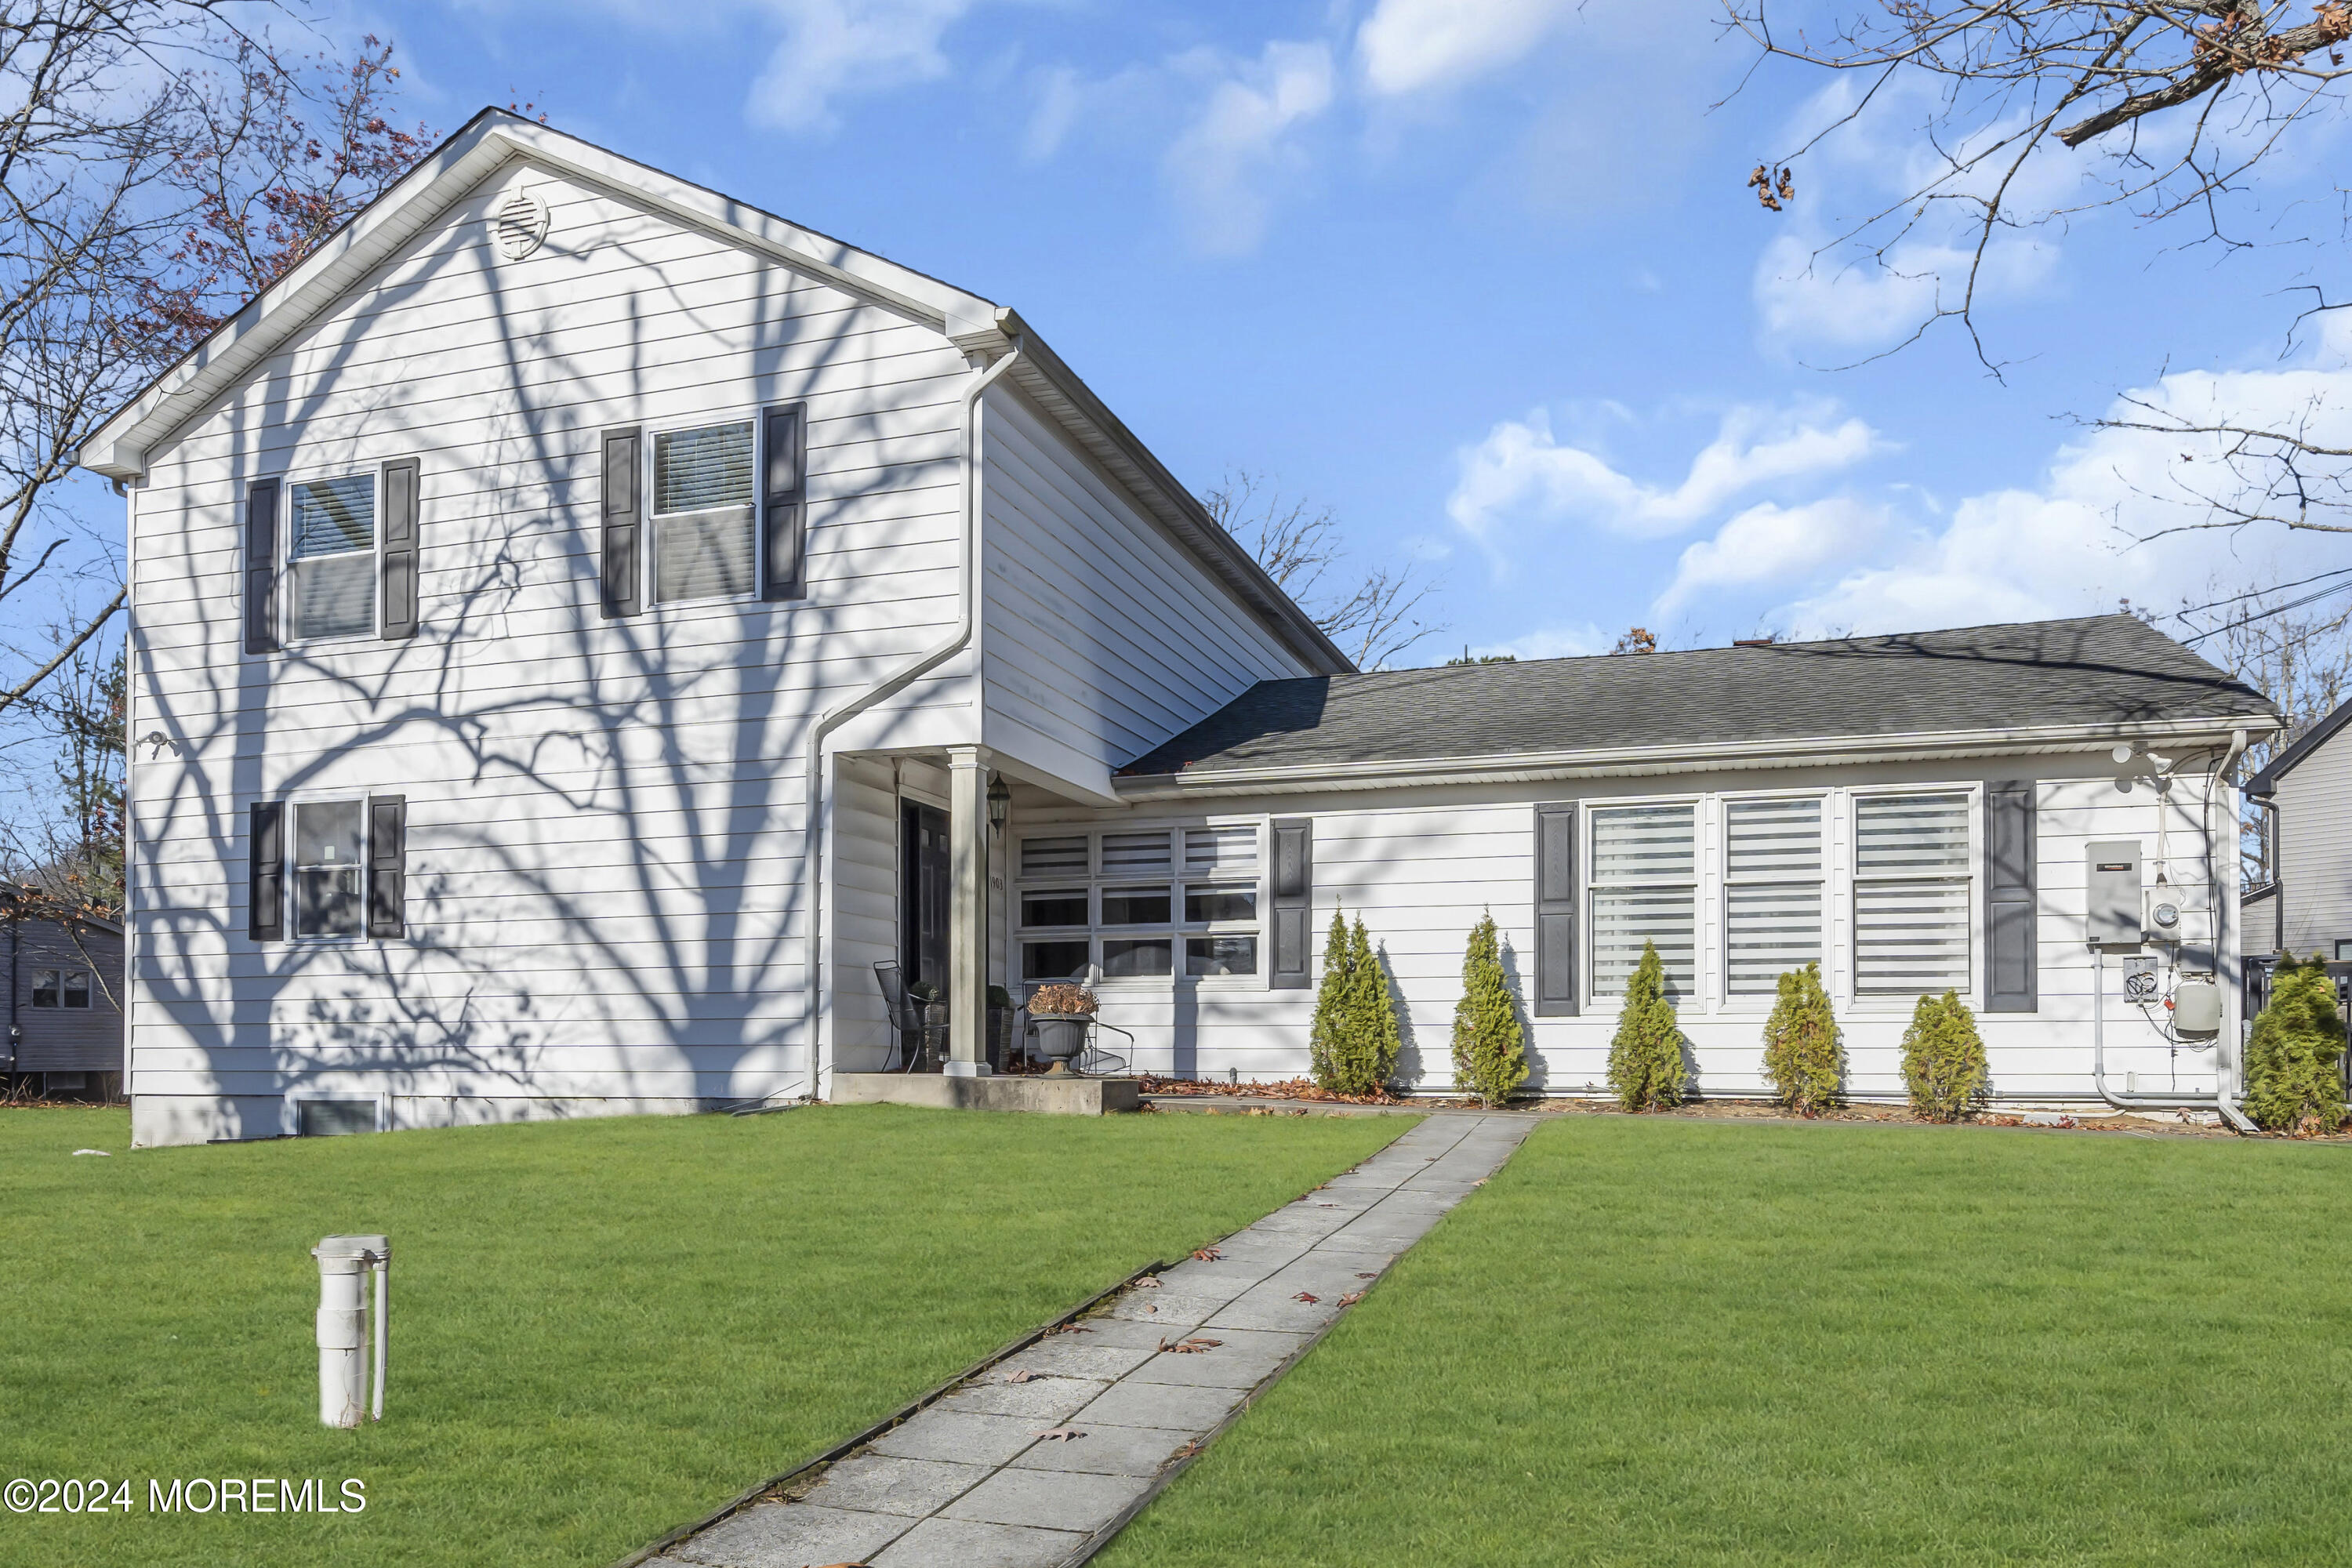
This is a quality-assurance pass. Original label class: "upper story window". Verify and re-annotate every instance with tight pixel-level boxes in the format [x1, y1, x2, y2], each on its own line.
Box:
[31, 968, 91, 1009]
[1015, 825, 1263, 988]
[1589, 802, 1697, 999]
[652, 422, 755, 604]
[289, 474, 376, 641]
[1725, 797, 1824, 996]
[1853, 792, 1972, 993]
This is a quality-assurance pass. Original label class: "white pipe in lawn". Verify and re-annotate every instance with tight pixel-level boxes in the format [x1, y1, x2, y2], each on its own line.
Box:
[312, 1234, 388, 1428]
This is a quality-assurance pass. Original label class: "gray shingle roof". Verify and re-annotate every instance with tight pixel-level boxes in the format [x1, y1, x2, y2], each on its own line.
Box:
[1120, 615, 2277, 778]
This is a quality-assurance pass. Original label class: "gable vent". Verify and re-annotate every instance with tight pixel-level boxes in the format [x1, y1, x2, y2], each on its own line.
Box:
[493, 191, 550, 260]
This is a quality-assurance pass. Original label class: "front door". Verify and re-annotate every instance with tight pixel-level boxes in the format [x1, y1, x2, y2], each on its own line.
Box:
[899, 800, 950, 994]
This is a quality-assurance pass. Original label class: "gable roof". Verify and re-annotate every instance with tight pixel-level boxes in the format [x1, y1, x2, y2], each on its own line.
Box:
[79, 108, 1350, 676]
[1117, 614, 2278, 794]
[2244, 694, 2352, 796]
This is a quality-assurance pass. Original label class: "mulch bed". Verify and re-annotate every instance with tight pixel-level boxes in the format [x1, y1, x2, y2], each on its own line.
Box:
[1138, 1078, 2352, 1141]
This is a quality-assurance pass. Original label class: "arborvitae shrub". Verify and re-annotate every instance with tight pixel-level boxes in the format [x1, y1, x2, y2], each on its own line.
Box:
[1450, 909, 1527, 1107]
[1901, 989, 1987, 1121]
[1761, 961, 1842, 1115]
[2245, 953, 2348, 1134]
[1308, 909, 1351, 1089]
[1606, 940, 1684, 1111]
[1338, 915, 1402, 1094]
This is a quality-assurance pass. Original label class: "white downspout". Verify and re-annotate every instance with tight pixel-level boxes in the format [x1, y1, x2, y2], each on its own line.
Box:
[799, 332, 1024, 1099]
[2210, 728, 2258, 1132]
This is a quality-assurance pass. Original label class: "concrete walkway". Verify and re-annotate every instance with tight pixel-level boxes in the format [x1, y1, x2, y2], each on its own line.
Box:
[648, 1113, 1536, 1568]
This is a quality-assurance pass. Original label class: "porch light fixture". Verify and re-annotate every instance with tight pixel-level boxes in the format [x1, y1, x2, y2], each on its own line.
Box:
[986, 775, 1011, 833]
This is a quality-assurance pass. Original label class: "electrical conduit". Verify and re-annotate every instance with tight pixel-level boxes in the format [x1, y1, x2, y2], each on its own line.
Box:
[798, 331, 1024, 1100]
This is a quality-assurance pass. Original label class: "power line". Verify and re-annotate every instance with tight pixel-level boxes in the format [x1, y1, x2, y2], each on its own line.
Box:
[2166, 564, 2352, 621]
[2179, 576, 2352, 645]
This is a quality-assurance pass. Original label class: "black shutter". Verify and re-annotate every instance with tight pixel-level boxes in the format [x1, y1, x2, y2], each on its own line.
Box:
[1534, 802, 1578, 1016]
[249, 802, 284, 942]
[599, 427, 642, 617]
[244, 478, 280, 655]
[380, 457, 419, 639]
[761, 402, 808, 601]
[1270, 818, 1312, 989]
[368, 795, 406, 939]
[1984, 780, 2038, 1011]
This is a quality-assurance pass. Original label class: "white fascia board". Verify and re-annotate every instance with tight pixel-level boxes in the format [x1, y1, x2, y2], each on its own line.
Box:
[78, 110, 998, 481]
[1110, 715, 2284, 801]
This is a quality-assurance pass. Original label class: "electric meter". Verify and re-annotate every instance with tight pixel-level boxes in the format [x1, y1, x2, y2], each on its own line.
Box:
[2145, 893, 2183, 937]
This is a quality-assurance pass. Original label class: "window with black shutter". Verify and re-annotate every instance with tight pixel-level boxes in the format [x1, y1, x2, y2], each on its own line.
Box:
[249, 801, 285, 942]
[245, 479, 281, 655]
[600, 426, 643, 616]
[762, 401, 808, 600]
[380, 457, 419, 638]
[1534, 802, 1577, 1016]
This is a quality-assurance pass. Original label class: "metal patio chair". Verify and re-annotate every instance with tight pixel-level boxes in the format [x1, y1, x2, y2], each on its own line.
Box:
[872, 961, 927, 1073]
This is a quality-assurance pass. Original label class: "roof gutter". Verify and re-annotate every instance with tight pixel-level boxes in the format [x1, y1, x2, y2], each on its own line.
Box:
[1113, 715, 2284, 800]
[798, 336, 1024, 1101]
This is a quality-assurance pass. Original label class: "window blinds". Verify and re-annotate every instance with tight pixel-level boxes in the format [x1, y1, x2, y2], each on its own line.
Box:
[654, 423, 754, 514]
[653, 423, 755, 604]
[1590, 803, 1695, 997]
[1726, 797, 1823, 995]
[1854, 793, 1971, 993]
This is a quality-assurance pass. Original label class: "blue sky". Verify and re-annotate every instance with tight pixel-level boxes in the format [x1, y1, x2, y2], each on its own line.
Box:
[305, 0, 2352, 662]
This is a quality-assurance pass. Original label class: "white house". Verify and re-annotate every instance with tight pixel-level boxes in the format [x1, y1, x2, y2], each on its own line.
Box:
[78, 111, 2281, 1147]
[2244, 697, 2352, 959]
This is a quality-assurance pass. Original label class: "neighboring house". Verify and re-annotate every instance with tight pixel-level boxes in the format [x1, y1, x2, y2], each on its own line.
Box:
[78, 111, 2281, 1147]
[2244, 697, 2352, 959]
[7, 915, 124, 1095]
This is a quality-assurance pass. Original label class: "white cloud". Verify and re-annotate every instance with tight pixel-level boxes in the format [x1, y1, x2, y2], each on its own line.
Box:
[1356, 0, 1576, 96]
[1477, 622, 1610, 660]
[1446, 402, 1886, 540]
[1775, 360, 2352, 637]
[1655, 496, 1884, 614]
[1163, 41, 1335, 257]
[745, 0, 975, 135]
[1753, 232, 2059, 354]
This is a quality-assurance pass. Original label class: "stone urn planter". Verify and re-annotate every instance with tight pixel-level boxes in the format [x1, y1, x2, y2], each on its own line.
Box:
[1029, 1014, 1091, 1074]
[1025, 982, 1099, 1076]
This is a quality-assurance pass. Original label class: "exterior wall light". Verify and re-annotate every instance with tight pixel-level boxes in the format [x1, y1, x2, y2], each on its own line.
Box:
[985, 775, 1011, 833]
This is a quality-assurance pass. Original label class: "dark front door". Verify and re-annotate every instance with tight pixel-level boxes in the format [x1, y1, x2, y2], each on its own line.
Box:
[900, 800, 949, 993]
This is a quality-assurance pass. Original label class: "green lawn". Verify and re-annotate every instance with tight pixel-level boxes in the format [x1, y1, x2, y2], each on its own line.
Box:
[1103, 1116, 2352, 1567]
[0, 1102, 1405, 1566]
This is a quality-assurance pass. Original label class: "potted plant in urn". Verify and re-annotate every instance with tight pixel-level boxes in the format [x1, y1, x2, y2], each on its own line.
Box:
[1026, 982, 1098, 1076]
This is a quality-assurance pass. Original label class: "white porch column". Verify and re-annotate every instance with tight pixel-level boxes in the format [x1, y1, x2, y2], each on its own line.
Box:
[946, 746, 992, 1076]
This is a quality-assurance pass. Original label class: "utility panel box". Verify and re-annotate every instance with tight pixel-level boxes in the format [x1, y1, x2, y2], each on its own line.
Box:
[2085, 840, 2143, 949]
[2174, 978, 2222, 1036]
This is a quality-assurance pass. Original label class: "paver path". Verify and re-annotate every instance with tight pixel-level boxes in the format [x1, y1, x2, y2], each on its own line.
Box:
[648, 1113, 1534, 1568]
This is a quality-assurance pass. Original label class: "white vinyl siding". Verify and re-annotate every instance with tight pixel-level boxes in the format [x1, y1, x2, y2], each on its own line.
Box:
[1853, 793, 1972, 993]
[652, 420, 755, 603]
[288, 474, 376, 640]
[1726, 797, 1824, 995]
[1590, 802, 1696, 998]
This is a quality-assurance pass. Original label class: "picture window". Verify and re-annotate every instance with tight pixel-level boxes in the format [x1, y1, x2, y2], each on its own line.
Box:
[1014, 825, 1263, 989]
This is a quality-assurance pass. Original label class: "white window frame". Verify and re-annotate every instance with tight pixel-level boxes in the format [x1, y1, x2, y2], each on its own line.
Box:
[280, 467, 381, 648]
[286, 793, 371, 944]
[1012, 822, 1266, 993]
[1719, 791, 1828, 1010]
[283, 1091, 390, 1137]
[1846, 784, 1980, 1006]
[645, 413, 761, 608]
[1585, 793, 1700, 1007]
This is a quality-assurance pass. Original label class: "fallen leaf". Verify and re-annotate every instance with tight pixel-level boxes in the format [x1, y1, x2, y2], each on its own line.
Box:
[1338, 1291, 1364, 1306]
[1035, 1427, 1087, 1442]
[1293, 1291, 1319, 1304]
[1047, 1323, 1094, 1336]
[1134, 1276, 1161, 1289]
[1191, 1247, 1222, 1261]
[1158, 1336, 1223, 1354]
[1472, 1178, 1487, 1187]
[1355, 1272, 1378, 1279]
[1142, 1304, 1156, 1314]
[1171, 1439, 1202, 1460]
[1004, 1369, 1040, 1383]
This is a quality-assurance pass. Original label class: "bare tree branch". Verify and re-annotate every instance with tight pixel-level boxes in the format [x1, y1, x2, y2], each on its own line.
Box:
[1201, 470, 1447, 669]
